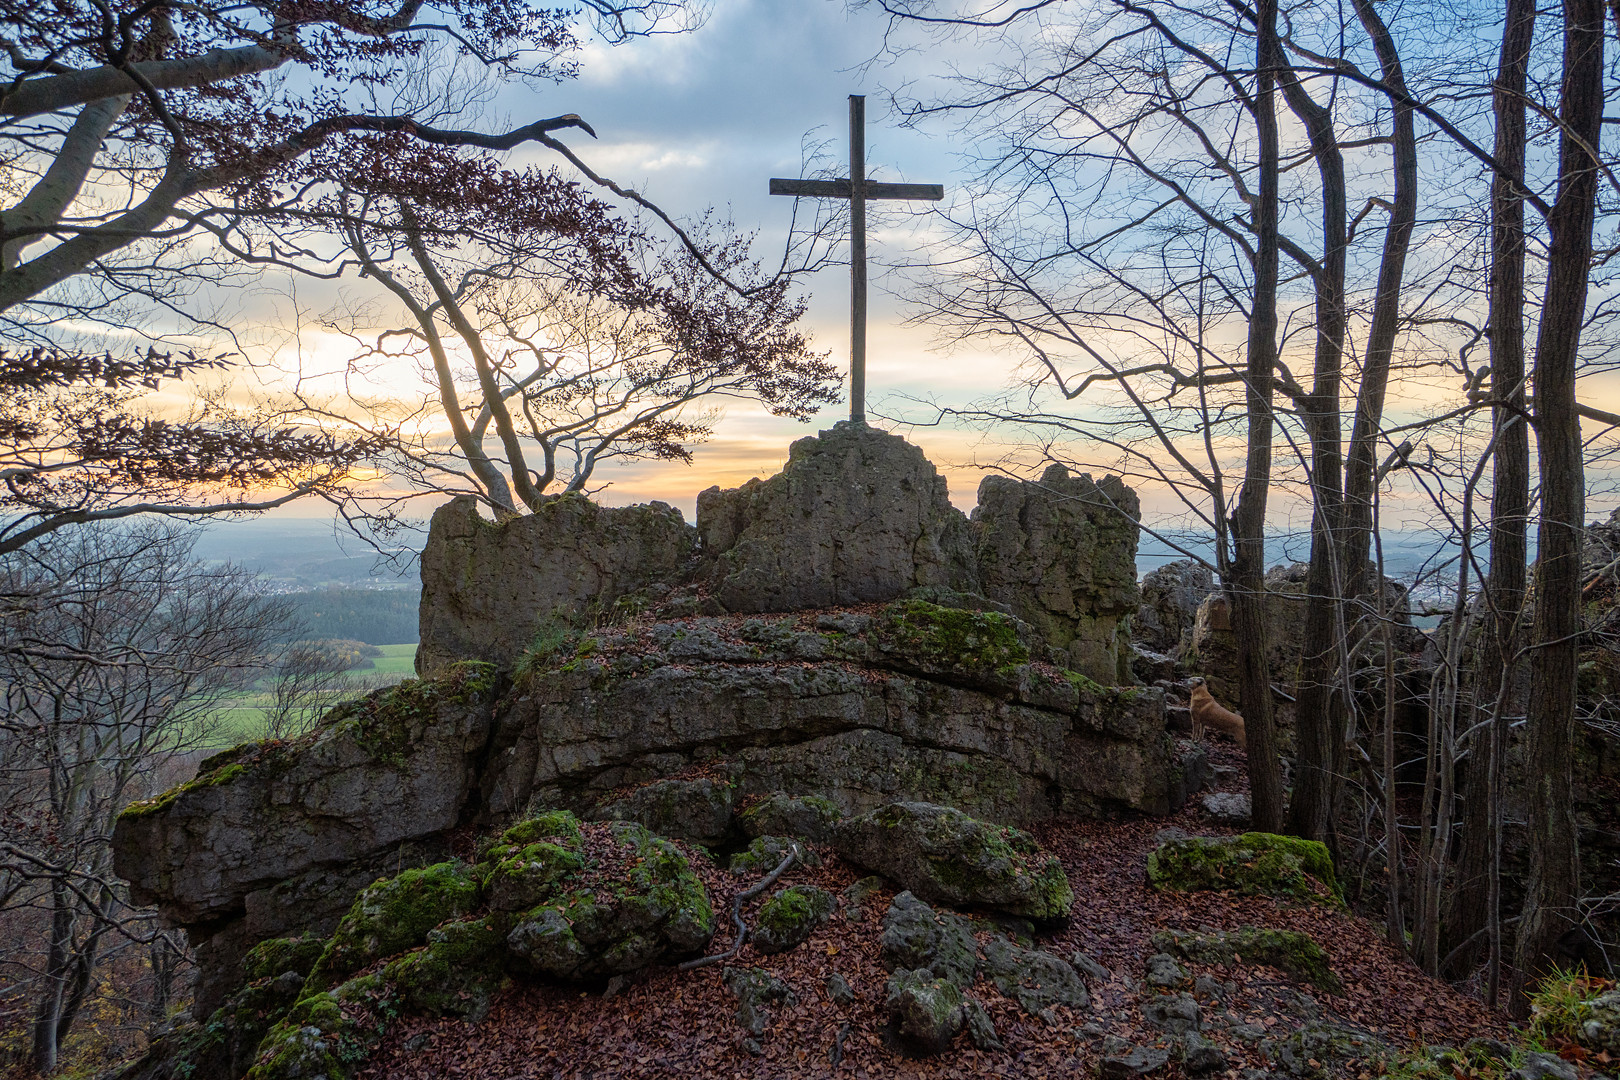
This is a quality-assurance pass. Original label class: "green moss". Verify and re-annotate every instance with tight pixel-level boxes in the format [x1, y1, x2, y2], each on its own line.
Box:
[754, 884, 835, 950]
[1062, 669, 1106, 694]
[1153, 926, 1341, 993]
[728, 835, 817, 875]
[308, 861, 479, 989]
[1146, 832, 1341, 905]
[118, 761, 248, 819]
[243, 935, 327, 982]
[383, 917, 507, 1019]
[879, 600, 1029, 670]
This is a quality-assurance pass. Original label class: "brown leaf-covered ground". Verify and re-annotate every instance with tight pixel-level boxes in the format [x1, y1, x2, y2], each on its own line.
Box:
[358, 741, 1512, 1079]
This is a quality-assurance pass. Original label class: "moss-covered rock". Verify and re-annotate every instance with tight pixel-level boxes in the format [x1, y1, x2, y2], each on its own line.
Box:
[1263, 1022, 1386, 1080]
[752, 884, 835, 955]
[502, 819, 716, 981]
[738, 792, 843, 843]
[979, 934, 1090, 1016]
[885, 968, 966, 1056]
[873, 600, 1030, 672]
[1146, 832, 1340, 905]
[723, 965, 797, 1037]
[308, 861, 479, 988]
[728, 834, 818, 875]
[1152, 926, 1341, 993]
[382, 916, 507, 1019]
[835, 802, 1073, 919]
[245, 974, 391, 1080]
[243, 935, 327, 983]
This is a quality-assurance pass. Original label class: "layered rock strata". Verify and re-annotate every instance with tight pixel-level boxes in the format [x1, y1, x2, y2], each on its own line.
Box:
[116, 600, 1199, 1018]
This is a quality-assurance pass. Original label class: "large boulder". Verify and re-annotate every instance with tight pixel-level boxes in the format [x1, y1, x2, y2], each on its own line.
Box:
[834, 802, 1073, 919]
[973, 465, 1141, 684]
[417, 494, 696, 676]
[696, 422, 978, 612]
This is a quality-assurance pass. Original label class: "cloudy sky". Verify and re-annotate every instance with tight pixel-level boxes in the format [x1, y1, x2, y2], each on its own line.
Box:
[259, 0, 1017, 520]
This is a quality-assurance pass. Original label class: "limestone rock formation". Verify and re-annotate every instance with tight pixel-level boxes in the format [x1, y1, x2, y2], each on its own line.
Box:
[111, 425, 1192, 1033]
[418, 494, 696, 677]
[974, 465, 1142, 683]
[696, 421, 978, 612]
[1135, 559, 1215, 656]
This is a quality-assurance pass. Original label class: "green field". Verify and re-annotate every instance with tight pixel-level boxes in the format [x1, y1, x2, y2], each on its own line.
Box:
[202, 643, 418, 750]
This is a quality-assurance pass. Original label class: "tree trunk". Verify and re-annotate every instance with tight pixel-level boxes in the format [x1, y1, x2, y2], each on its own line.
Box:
[1513, 0, 1602, 1013]
[1233, 0, 1286, 833]
[1446, 0, 1534, 990]
[1280, 62, 1349, 845]
[1341, 0, 1417, 605]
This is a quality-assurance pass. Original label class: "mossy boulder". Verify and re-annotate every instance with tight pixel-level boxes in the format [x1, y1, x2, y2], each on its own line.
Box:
[1146, 832, 1340, 905]
[1263, 1022, 1386, 1080]
[739, 792, 843, 843]
[308, 861, 479, 988]
[835, 802, 1073, 919]
[383, 916, 507, 1019]
[245, 973, 390, 1080]
[501, 817, 716, 981]
[752, 884, 835, 954]
[885, 968, 966, 1056]
[1152, 926, 1341, 993]
[728, 834, 818, 875]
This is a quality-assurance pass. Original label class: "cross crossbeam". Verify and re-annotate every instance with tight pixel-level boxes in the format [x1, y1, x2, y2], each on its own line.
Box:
[770, 95, 944, 423]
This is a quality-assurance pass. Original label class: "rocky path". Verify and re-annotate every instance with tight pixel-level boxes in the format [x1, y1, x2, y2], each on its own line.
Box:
[357, 742, 1510, 1080]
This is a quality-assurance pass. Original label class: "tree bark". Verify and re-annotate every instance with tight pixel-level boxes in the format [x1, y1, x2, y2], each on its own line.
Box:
[1513, 0, 1602, 1013]
[1445, 0, 1534, 989]
[1280, 62, 1349, 845]
[1233, 0, 1286, 833]
[1341, 0, 1418, 604]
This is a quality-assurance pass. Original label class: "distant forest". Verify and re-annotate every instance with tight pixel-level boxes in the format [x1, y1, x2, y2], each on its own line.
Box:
[278, 590, 419, 645]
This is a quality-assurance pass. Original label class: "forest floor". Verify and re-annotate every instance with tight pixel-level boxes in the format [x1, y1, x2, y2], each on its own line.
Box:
[357, 740, 1516, 1080]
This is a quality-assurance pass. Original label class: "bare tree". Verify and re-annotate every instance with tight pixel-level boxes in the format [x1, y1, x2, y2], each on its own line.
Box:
[0, 523, 285, 1072]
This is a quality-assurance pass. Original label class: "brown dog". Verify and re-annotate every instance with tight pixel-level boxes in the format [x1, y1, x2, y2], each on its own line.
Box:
[1189, 679, 1246, 749]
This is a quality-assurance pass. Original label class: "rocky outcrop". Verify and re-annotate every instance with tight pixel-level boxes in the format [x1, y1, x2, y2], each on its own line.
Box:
[114, 600, 1194, 1019]
[974, 465, 1142, 683]
[1135, 559, 1215, 656]
[696, 421, 978, 612]
[418, 494, 696, 677]
[507, 603, 1192, 826]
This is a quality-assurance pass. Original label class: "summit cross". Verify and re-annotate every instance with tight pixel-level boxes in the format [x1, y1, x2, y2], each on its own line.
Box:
[770, 95, 944, 423]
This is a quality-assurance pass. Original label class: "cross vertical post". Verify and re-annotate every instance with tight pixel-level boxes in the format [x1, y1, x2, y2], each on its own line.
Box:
[769, 97, 944, 425]
[848, 94, 867, 423]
